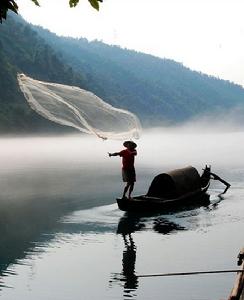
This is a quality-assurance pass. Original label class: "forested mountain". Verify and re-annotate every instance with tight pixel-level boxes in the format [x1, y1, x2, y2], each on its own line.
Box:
[34, 26, 244, 123]
[0, 14, 244, 133]
[0, 15, 89, 133]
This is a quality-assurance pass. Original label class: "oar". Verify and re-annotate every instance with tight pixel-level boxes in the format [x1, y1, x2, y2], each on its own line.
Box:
[204, 170, 231, 194]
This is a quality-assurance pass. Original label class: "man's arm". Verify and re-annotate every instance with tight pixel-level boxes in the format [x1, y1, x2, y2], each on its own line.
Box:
[108, 152, 120, 157]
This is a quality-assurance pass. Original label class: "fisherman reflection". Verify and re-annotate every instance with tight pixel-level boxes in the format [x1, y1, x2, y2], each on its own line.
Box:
[116, 215, 144, 293]
[121, 234, 138, 291]
[111, 215, 187, 296]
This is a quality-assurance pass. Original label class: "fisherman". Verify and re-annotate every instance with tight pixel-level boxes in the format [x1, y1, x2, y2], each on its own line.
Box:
[108, 141, 137, 199]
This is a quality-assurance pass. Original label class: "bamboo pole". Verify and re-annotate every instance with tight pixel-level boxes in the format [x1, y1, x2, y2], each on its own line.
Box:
[138, 269, 244, 278]
[228, 248, 244, 300]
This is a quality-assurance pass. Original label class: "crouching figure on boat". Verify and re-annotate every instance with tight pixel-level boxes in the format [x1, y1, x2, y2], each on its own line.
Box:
[108, 141, 137, 199]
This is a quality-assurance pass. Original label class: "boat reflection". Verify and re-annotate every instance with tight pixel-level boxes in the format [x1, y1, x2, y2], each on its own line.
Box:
[117, 214, 145, 235]
[110, 213, 186, 298]
[153, 218, 185, 234]
[110, 192, 226, 297]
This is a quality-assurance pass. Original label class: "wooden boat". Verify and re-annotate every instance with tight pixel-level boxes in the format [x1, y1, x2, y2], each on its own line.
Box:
[228, 248, 244, 300]
[117, 165, 211, 212]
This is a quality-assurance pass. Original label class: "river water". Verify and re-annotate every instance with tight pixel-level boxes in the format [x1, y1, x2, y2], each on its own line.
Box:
[0, 129, 243, 300]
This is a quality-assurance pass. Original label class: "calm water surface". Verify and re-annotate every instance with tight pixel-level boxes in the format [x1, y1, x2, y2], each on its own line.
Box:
[0, 130, 243, 300]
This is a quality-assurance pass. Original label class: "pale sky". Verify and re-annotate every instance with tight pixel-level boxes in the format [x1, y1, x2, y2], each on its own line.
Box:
[19, 0, 244, 87]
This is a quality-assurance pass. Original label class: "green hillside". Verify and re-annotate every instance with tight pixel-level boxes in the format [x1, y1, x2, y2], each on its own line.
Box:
[35, 26, 244, 123]
[0, 15, 89, 133]
[0, 14, 244, 133]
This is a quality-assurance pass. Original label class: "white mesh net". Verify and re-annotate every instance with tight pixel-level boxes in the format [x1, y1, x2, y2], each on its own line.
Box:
[17, 74, 141, 140]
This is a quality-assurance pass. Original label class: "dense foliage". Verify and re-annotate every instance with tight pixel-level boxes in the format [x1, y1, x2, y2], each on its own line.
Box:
[0, 15, 89, 133]
[0, 0, 102, 23]
[0, 14, 244, 133]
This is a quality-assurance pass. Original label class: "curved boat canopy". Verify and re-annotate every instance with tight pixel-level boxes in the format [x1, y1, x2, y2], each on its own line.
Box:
[147, 166, 201, 199]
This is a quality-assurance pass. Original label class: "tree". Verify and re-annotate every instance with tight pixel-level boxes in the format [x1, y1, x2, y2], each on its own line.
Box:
[0, 0, 103, 23]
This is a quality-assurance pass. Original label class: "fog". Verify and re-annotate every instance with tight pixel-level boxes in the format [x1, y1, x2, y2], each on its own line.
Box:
[180, 106, 244, 133]
[1, 124, 243, 172]
[0, 124, 243, 204]
[139, 127, 243, 169]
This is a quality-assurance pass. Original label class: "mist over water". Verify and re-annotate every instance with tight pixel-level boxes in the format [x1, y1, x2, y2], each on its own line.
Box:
[0, 128, 239, 204]
[2, 124, 243, 170]
[0, 126, 243, 300]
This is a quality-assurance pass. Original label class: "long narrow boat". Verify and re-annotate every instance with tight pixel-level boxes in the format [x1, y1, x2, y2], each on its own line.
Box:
[117, 165, 211, 212]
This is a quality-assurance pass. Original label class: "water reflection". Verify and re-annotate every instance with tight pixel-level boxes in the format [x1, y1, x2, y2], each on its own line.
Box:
[0, 133, 243, 299]
[117, 215, 145, 235]
[0, 189, 238, 300]
[0, 195, 86, 282]
[109, 215, 141, 297]
[109, 192, 223, 298]
[111, 213, 188, 298]
[121, 234, 138, 293]
[206, 194, 224, 210]
[0, 189, 219, 292]
[153, 218, 185, 234]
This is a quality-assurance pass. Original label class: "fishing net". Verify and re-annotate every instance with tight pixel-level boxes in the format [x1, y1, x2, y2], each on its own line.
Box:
[17, 74, 141, 140]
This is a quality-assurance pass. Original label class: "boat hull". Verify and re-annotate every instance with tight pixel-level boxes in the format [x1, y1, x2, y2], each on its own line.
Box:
[117, 184, 210, 212]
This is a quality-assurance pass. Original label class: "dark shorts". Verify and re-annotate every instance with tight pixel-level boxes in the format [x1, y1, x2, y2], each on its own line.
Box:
[122, 168, 136, 183]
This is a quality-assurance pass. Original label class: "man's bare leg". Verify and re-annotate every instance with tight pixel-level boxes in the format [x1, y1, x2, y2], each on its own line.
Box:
[123, 183, 130, 198]
[128, 183, 134, 199]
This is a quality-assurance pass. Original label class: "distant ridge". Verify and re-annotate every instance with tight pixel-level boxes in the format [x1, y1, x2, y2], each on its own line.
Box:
[0, 13, 244, 133]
